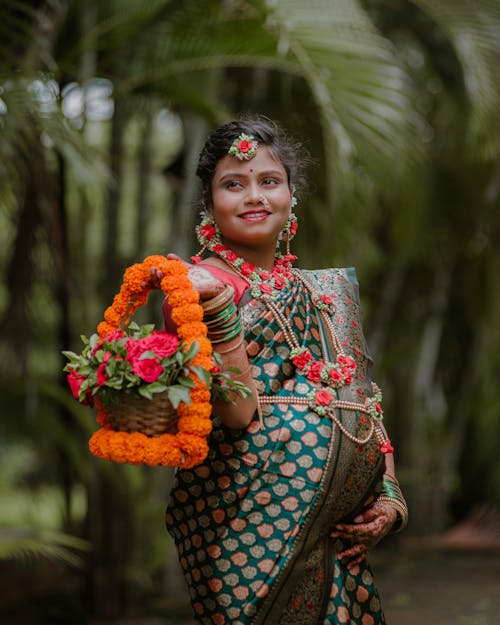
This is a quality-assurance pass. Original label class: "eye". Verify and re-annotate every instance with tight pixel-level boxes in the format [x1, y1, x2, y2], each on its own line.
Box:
[262, 177, 280, 186]
[224, 180, 243, 189]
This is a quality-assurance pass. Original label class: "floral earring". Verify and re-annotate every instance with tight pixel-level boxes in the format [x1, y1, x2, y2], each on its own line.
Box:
[278, 200, 298, 258]
[192, 213, 222, 264]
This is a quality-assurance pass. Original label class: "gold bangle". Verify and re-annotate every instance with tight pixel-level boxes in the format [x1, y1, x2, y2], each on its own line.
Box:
[201, 286, 234, 314]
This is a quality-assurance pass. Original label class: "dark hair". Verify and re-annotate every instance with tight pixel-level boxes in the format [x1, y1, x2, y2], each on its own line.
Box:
[196, 117, 307, 201]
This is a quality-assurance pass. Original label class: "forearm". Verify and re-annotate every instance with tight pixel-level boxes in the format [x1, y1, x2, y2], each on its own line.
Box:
[212, 334, 257, 429]
[202, 286, 257, 429]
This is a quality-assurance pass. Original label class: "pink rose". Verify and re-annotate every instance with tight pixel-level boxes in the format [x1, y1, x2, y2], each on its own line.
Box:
[191, 255, 202, 264]
[315, 390, 333, 406]
[320, 294, 333, 305]
[306, 361, 324, 382]
[132, 358, 164, 383]
[240, 261, 256, 276]
[140, 332, 179, 359]
[290, 221, 298, 235]
[292, 351, 313, 370]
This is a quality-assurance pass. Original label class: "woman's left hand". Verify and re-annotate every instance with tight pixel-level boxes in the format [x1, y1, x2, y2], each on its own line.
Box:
[331, 501, 397, 568]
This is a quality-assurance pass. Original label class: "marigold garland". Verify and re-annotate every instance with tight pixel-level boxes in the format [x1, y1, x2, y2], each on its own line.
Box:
[88, 255, 213, 468]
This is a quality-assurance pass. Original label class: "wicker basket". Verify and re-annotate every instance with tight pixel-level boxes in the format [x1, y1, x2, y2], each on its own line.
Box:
[104, 391, 178, 436]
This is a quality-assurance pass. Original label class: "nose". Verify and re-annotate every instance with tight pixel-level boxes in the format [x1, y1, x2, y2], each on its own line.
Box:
[246, 182, 269, 207]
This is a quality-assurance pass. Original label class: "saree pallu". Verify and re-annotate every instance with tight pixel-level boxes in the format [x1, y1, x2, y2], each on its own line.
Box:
[166, 268, 387, 625]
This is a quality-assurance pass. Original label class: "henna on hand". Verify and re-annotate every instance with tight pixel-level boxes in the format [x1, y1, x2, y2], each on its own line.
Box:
[330, 501, 397, 562]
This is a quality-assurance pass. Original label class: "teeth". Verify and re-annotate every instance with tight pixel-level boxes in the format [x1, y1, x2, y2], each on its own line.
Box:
[242, 212, 268, 219]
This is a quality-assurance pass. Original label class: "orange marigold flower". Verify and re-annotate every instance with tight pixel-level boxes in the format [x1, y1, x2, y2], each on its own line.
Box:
[177, 415, 213, 437]
[177, 322, 208, 339]
[97, 321, 115, 338]
[171, 304, 204, 325]
[161, 275, 192, 292]
[177, 402, 212, 420]
[167, 289, 199, 307]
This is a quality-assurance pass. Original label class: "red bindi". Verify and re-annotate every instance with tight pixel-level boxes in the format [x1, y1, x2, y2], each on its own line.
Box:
[249, 168, 254, 172]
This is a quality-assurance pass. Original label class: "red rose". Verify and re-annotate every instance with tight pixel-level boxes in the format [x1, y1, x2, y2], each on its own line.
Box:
[96, 362, 108, 386]
[306, 361, 324, 382]
[240, 261, 256, 276]
[260, 283, 273, 295]
[274, 276, 285, 290]
[337, 355, 356, 371]
[213, 244, 228, 253]
[292, 351, 314, 370]
[320, 294, 333, 305]
[225, 250, 238, 262]
[259, 271, 270, 280]
[67, 369, 85, 399]
[380, 439, 394, 454]
[315, 390, 333, 406]
[340, 367, 353, 385]
[237, 139, 251, 153]
[201, 224, 216, 239]
[290, 221, 298, 235]
[132, 358, 164, 383]
[211, 365, 221, 374]
[375, 402, 382, 415]
[328, 368, 343, 384]
[283, 254, 297, 264]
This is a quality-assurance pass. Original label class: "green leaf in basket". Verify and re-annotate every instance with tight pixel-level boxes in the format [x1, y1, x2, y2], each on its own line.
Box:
[139, 350, 158, 360]
[144, 382, 169, 395]
[138, 386, 153, 399]
[167, 385, 192, 409]
[176, 375, 195, 388]
[191, 365, 211, 385]
[183, 341, 200, 362]
[138, 323, 155, 337]
[88, 334, 99, 349]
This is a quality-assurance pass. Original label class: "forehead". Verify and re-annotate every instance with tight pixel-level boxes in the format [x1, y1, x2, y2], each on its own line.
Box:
[213, 145, 287, 180]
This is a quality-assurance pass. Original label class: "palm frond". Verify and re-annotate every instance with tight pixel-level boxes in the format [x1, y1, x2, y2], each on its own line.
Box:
[412, 0, 500, 158]
[268, 0, 424, 206]
[0, 526, 90, 568]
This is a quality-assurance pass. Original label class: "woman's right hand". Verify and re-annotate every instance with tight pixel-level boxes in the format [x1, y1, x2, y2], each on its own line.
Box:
[162, 253, 226, 333]
[167, 253, 225, 301]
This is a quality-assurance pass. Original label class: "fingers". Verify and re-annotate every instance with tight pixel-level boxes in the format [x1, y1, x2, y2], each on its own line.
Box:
[336, 543, 367, 569]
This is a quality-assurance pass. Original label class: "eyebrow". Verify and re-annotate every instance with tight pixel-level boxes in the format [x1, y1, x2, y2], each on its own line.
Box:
[217, 170, 285, 182]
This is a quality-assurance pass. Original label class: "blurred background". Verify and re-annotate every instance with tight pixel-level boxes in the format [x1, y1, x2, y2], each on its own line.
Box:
[1, 1, 499, 624]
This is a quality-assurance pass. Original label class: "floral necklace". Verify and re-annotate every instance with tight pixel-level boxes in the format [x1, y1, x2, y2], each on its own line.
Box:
[193, 214, 297, 299]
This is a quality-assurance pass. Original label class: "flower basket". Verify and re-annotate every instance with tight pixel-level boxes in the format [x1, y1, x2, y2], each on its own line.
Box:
[63, 255, 220, 469]
[105, 391, 178, 436]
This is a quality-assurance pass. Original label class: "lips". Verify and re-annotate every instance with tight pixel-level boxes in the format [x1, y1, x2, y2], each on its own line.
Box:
[239, 210, 271, 221]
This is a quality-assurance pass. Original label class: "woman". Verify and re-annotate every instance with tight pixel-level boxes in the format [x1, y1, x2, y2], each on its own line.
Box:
[164, 118, 408, 625]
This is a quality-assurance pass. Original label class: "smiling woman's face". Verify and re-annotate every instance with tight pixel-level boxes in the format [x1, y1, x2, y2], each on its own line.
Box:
[209, 146, 293, 258]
